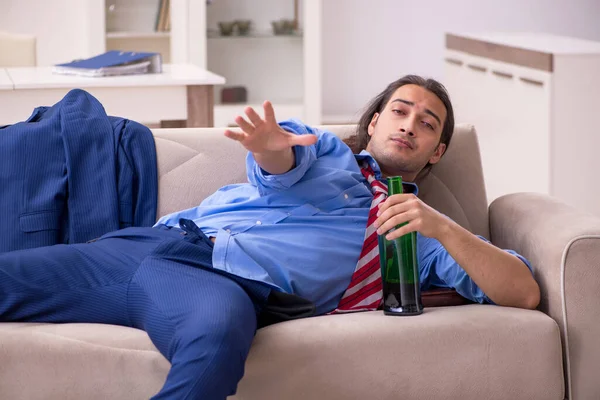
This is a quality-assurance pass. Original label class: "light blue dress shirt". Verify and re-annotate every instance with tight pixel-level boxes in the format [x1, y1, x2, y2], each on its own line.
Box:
[155, 119, 532, 314]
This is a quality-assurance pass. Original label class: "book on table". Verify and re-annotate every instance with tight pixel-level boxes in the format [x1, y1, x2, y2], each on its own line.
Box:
[52, 51, 162, 78]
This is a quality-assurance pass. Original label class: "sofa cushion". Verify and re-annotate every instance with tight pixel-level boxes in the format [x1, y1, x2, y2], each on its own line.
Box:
[234, 305, 564, 400]
[153, 130, 248, 219]
[0, 322, 169, 399]
[0, 305, 563, 400]
[421, 124, 489, 238]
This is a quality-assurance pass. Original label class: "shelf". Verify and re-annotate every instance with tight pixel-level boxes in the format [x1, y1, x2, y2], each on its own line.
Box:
[107, 30, 300, 40]
[106, 31, 171, 40]
[207, 30, 303, 40]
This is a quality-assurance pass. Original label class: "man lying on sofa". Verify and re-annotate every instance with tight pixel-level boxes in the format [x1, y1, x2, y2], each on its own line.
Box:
[0, 75, 539, 399]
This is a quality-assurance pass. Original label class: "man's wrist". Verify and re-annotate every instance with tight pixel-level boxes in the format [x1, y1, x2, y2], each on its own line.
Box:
[253, 147, 290, 158]
[253, 147, 295, 175]
[435, 217, 459, 243]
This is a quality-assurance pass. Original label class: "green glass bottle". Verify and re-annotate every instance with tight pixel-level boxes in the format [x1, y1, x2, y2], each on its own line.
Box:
[378, 176, 423, 316]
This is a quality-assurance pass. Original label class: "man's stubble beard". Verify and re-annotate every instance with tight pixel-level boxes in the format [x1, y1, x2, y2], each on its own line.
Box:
[375, 147, 424, 179]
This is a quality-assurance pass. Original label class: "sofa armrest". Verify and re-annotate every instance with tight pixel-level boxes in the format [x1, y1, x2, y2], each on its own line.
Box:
[489, 193, 600, 400]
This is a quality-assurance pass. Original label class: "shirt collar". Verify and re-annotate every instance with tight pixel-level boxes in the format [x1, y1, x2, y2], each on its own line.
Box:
[354, 150, 419, 195]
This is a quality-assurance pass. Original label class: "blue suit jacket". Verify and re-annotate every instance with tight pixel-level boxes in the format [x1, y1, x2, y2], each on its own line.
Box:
[0, 89, 157, 252]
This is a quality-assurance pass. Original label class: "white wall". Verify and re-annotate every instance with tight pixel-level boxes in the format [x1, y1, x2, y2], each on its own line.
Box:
[0, 0, 105, 66]
[321, 0, 600, 121]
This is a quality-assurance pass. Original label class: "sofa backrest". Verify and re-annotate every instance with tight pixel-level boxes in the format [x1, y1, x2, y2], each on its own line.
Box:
[152, 123, 489, 238]
[0, 31, 36, 67]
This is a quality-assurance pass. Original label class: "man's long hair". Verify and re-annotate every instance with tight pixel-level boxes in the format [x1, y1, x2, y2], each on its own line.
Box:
[344, 75, 455, 171]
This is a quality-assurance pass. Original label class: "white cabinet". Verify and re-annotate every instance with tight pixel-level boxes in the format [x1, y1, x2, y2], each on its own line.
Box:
[444, 32, 600, 216]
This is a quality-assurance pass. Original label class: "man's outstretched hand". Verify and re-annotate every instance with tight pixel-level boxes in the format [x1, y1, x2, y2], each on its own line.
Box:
[224, 101, 317, 154]
[224, 101, 317, 175]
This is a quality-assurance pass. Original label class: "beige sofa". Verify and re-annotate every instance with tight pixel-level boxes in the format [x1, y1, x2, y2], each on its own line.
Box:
[0, 31, 36, 67]
[0, 124, 598, 399]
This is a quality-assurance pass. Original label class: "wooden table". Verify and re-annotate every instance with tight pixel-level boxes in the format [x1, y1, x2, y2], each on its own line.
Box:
[0, 64, 225, 127]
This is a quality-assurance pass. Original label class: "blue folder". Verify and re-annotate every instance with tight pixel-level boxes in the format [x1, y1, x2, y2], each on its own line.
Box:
[53, 51, 162, 77]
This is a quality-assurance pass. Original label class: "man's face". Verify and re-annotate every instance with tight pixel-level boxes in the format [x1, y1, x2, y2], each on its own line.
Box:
[365, 84, 447, 181]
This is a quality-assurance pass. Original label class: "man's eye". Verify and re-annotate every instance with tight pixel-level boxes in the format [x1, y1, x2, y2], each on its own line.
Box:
[422, 121, 434, 130]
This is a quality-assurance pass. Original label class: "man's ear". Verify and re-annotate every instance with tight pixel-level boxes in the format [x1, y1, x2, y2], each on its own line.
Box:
[428, 143, 447, 165]
[367, 113, 379, 137]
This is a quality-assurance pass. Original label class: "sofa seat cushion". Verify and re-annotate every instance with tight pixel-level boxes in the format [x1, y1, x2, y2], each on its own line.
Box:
[0, 322, 169, 399]
[234, 305, 564, 400]
[0, 305, 564, 400]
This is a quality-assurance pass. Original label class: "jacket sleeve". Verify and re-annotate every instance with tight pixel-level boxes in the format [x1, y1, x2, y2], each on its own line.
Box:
[114, 118, 158, 228]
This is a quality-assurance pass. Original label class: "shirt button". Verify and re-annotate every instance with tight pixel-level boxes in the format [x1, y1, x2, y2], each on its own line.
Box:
[256, 220, 262, 225]
[225, 229, 231, 233]
[344, 194, 349, 199]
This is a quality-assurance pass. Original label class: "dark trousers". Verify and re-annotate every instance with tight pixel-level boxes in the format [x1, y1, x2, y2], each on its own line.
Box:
[0, 221, 271, 399]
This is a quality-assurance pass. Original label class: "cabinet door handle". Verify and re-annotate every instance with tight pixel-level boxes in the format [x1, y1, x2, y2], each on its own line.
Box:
[467, 64, 487, 73]
[519, 77, 544, 87]
[492, 70, 513, 79]
[445, 57, 463, 66]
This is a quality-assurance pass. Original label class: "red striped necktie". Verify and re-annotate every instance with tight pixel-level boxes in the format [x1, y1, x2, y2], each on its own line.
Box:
[331, 161, 388, 313]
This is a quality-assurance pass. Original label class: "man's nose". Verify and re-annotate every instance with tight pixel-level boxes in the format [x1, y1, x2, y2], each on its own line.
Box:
[399, 127, 414, 137]
[399, 115, 417, 136]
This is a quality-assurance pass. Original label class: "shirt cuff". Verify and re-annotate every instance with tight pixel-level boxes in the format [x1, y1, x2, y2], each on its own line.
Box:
[246, 141, 316, 193]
